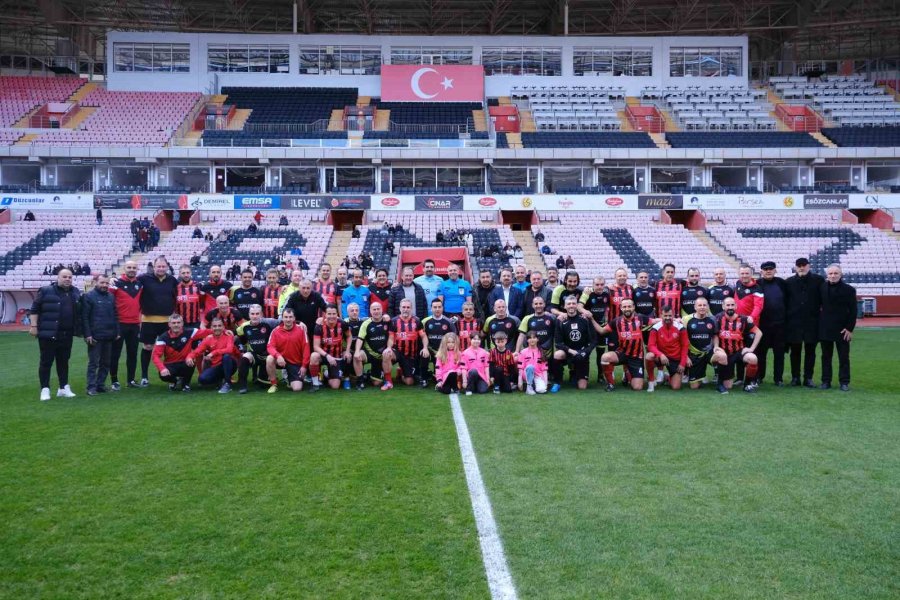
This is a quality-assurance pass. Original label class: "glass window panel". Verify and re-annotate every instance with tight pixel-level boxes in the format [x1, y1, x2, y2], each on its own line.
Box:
[700, 49, 721, 77]
[598, 166, 635, 187]
[573, 50, 591, 75]
[270, 46, 289, 72]
[542, 49, 562, 75]
[391, 47, 418, 65]
[228, 46, 248, 72]
[172, 46, 190, 72]
[683, 48, 700, 76]
[299, 47, 320, 73]
[669, 48, 684, 77]
[491, 167, 526, 186]
[339, 47, 361, 73]
[613, 49, 632, 76]
[437, 167, 459, 187]
[248, 47, 269, 73]
[336, 167, 373, 188]
[152, 46, 171, 72]
[482, 48, 502, 75]
[460, 168, 483, 187]
[414, 168, 436, 188]
[594, 49, 612, 74]
[391, 168, 414, 189]
[208, 46, 228, 72]
[133, 44, 153, 72]
[633, 49, 652, 76]
[723, 48, 742, 76]
[522, 49, 541, 75]
[114, 43, 133, 72]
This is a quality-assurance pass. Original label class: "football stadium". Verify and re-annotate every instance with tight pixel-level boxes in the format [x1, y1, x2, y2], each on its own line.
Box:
[1, 0, 899, 597]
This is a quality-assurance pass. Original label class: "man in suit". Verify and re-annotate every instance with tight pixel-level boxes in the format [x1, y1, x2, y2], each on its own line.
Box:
[488, 267, 525, 319]
[785, 257, 823, 387]
[819, 264, 856, 391]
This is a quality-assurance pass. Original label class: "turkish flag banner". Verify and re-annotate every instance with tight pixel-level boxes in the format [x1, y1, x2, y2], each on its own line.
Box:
[381, 65, 485, 102]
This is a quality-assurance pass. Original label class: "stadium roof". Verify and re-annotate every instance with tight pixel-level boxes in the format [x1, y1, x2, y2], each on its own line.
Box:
[2, 0, 898, 64]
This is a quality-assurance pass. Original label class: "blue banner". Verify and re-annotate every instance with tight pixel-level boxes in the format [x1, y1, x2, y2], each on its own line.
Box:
[234, 195, 281, 210]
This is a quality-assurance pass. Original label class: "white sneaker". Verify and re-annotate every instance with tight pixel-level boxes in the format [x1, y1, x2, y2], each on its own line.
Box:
[525, 386, 536, 396]
[465, 391, 473, 396]
[656, 371, 665, 383]
[647, 382, 656, 393]
[57, 385, 76, 398]
[40, 387, 51, 401]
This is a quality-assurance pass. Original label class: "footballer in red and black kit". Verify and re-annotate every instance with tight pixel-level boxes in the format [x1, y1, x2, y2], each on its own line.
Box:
[631, 271, 658, 317]
[151, 313, 213, 391]
[654, 263, 684, 316]
[311, 305, 351, 389]
[368, 269, 392, 315]
[607, 268, 634, 321]
[261, 269, 283, 320]
[735, 265, 764, 323]
[553, 296, 597, 390]
[313, 264, 339, 307]
[712, 296, 762, 393]
[578, 277, 612, 382]
[518, 295, 562, 387]
[387, 299, 429, 386]
[175, 265, 205, 327]
[599, 299, 657, 392]
[203, 295, 245, 332]
[109, 260, 143, 388]
[200, 265, 233, 313]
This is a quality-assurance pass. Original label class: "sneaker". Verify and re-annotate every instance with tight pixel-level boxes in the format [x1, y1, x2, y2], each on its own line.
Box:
[356, 381, 366, 391]
[181, 385, 191, 393]
[238, 387, 248, 395]
[218, 383, 231, 394]
[744, 382, 758, 393]
[804, 379, 817, 388]
[420, 378, 429, 389]
[605, 383, 616, 392]
[380, 382, 393, 391]
[493, 386, 500, 394]
[39, 387, 51, 401]
[139, 378, 149, 388]
[127, 380, 139, 388]
[168, 383, 176, 392]
[525, 386, 536, 396]
[111, 381, 121, 391]
[716, 383, 729, 395]
[310, 384, 321, 393]
[656, 371, 664, 383]
[267, 384, 278, 394]
[465, 390, 473, 396]
[57, 385, 76, 398]
[790, 377, 801, 387]
[173, 378, 184, 392]
[819, 383, 831, 390]
[840, 384, 850, 392]
[549, 383, 560, 394]
[647, 382, 656, 393]
[343, 379, 352, 390]
[700, 377, 709, 385]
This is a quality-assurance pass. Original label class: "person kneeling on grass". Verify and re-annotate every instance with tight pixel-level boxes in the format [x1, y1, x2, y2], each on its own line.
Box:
[645, 307, 689, 392]
[460, 332, 491, 395]
[310, 304, 352, 391]
[235, 304, 280, 394]
[517, 331, 548, 395]
[489, 332, 518, 393]
[711, 297, 762, 394]
[265, 308, 311, 393]
[434, 332, 464, 394]
[152, 313, 214, 392]
[187, 317, 239, 394]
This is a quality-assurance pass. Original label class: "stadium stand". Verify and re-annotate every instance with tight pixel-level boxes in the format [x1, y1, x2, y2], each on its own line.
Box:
[667, 131, 823, 148]
[514, 132, 656, 148]
[706, 211, 900, 293]
[0, 75, 86, 128]
[0, 212, 154, 290]
[535, 211, 740, 282]
[642, 85, 776, 130]
[29, 88, 201, 146]
[820, 125, 900, 147]
[511, 86, 624, 131]
[769, 75, 900, 126]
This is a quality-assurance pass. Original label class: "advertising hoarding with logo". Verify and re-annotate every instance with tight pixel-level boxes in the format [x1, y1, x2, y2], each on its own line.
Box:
[0, 194, 94, 210]
[638, 194, 684, 209]
[189, 195, 233, 210]
[803, 194, 849, 209]
[234, 195, 281, 210]
[415, 195, 464, 211]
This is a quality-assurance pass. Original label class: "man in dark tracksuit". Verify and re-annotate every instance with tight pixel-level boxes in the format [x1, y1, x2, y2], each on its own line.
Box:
[785, 258, 823, 387]
[82, 275, 120, 395]
[30, 269, 81, 401]
[819, 265, 856, 391]
[756, 261, 787, 385]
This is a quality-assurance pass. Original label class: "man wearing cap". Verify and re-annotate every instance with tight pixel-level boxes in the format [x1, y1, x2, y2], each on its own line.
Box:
[756, 261, 787, 386]
[785, 258, 824, 387]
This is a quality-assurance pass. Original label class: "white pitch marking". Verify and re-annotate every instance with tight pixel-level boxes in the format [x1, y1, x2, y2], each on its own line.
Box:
[449, 393, 518, 600]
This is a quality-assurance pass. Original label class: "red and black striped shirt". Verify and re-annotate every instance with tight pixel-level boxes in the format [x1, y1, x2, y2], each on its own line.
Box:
[716, 315, 750, 355]
[655, 280, 683, 315]
[262, 284, 282, 319]
[176, 281, 204, 325]
[608, 284, 634, 320]
[203, 307, 244, 331]
[390, 316, 422, 358]
[489, 347, 517, 376]
[314, 319, 346, 357]
[456, 317, 482, 350]
[609, 314, 651, 358]
[314, 279, 338, 306]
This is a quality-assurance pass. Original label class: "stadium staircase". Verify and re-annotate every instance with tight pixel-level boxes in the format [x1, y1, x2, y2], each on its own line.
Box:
[650, 132, 670, 148]
[374, 110, 390, 131]
[15, 133, 38, 145]
[327, 109, 345, 131]
[226, 109, 252, 130]
[689, 230, 743, 271]
[503, 132, 523, 149]
[764, 86, 792, 131]
[518, 109, 537, 132]
[472, 109, 488, 132]
[109, 231, 172, 276]
[322, 230, 354, 269]
[659, 107, 680, 132]
[513, 231, 545, 267]
[810, 132, 837, 148]
[69, 82, 96, 103]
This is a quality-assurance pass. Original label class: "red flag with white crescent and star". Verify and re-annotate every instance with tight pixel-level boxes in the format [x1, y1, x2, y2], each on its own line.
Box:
[380, 65, 485, 102]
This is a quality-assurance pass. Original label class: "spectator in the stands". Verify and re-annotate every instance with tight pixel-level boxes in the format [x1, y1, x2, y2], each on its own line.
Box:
[254, 211, 263, 225]
[395, 223, 404, 233]
[73, 262, 82, 276]
[388, 223, 396, 236]
[248, 222, 258, 233]
[217, 230, 227, 242]
[138, 228, 149, 252]
[297, 257, 310, 273]
[383, 239, 395, 255]
[139, 216, 150, 229]
[190, 253, 201, 267]
[380, 222, 389, 235]
[24, 210, 36, 221]
[556, 255, 566, 269]
[82, 263, 91, 276]
[43, 265, 52, 276]
[192, 227, 203, 239]
[130, 217, 139, 235]
[436, 231, 445, 242]
[565, 255, 575, 269]
[352, 226, 360, 239]
[513, 245, 525, 263]
[227, 232, 237, 243]
[541, 244, 552, 255]
[534, 229, 545, 243]
[205, 232, 214, 242]
[279, 215, 289, 227]
[96, 207, 103, 226]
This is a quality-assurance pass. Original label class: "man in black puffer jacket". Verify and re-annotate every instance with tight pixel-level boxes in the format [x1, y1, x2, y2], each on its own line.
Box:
[30, 269, 82, 401]
[82, 274, 120, 395]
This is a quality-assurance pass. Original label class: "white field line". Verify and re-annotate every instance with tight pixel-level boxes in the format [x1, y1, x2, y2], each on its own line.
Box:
[449, 393, 518, 600]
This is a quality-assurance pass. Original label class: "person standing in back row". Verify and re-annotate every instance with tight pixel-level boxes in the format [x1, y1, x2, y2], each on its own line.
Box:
[82, 275, 119, 396]
[819, 264, 856, 391]
[30, 269, 81, 401]
[785, 258, 823, 387]
[137, 257, 178, 386]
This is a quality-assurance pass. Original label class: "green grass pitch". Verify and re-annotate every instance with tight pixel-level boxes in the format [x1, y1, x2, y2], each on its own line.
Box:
[1, 329, 898, 599]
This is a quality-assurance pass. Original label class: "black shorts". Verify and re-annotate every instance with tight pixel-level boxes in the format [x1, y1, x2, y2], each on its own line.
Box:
[688, 351, 713, 381]
[657, 355, 682, 377]
[395, 352, 419, 379]
[616, 352, 645, 379]
[719, 352, 744, 381]
[565, 355, 590, 381]
[321, 358, 345, 380]
[362, 350, 384, 378]
[285, 362, 304, 383]
[140, 321, 169, 344]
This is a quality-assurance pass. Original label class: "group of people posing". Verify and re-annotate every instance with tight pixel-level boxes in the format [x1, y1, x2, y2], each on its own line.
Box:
[29, 255, 858, 400]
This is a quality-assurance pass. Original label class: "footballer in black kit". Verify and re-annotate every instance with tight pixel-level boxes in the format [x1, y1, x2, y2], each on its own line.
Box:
[553, 296, 598, 389]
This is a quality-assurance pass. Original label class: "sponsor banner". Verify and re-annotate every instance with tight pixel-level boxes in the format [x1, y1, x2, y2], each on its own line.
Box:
[803, 193, 849, 209]
[234, 195, 281, 210]
[188, 194, 234, 210]
[0, 193, 94, 210]
[638, 194, 684, 210]
[94, 194, 188, 209]
[415, 195, 464, 211]
[691, 194, 802, 210]
[848, 194, 900, 209]
[282, 195, 371, 210]
[462, 195, 641, 211]
[373, 195, 415, 211]
[381, 65, 485, 102]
